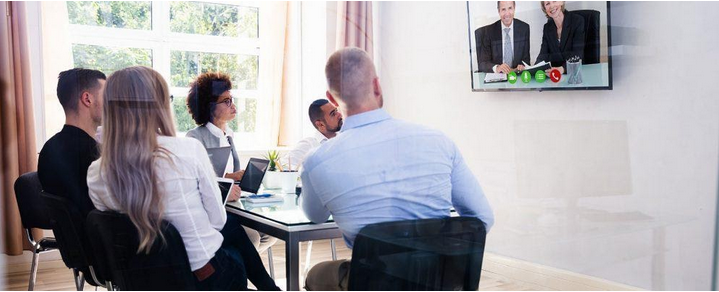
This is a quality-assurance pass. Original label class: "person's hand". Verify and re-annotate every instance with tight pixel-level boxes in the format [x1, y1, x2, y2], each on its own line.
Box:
[228, 185, 242, 201]
[516, 64, 525, 71]
[496, 63, 512, 74]
[224, 170, 244, 182]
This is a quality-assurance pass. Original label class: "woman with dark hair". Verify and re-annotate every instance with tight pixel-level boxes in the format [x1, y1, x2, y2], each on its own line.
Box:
[535, 1, 585, 74]
[185, 72, 279, 291]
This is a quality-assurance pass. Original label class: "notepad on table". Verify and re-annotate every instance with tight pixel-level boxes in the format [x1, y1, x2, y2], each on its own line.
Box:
[484, 73, 507, 83]
[246, 194, 284, 204]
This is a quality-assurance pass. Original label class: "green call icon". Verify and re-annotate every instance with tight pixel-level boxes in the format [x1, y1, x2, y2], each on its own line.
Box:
[508, 72, 518, 84]
[535, 70, 546, 83]
[521, 71, 531, 83]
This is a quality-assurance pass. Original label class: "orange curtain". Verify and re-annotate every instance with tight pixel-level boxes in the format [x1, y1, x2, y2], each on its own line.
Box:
[1, 1, 40, 255]
[336, 1, 374, 58]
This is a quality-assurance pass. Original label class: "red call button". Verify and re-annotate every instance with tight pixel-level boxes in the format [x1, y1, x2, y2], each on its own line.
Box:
[549, 69, 561, 83]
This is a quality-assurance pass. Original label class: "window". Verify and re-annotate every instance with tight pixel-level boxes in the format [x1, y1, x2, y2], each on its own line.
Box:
[66, 1, 272, 147]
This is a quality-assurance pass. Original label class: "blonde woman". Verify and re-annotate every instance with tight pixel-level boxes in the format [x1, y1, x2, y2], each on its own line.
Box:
[87, 66, 266, 290]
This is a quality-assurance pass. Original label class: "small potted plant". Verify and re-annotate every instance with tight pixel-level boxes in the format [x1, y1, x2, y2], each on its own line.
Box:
[262, 150, 299, 193]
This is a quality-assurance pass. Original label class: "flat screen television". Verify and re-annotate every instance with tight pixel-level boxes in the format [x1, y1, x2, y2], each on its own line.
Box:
[467, 1, 612, 91]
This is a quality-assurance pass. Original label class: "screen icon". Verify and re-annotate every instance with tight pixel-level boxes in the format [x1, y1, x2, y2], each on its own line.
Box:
[549, 69, 561, 83]
[508, 72, 518, 84]
[535, 71, 546, 83]
[521, 71, 531, 83]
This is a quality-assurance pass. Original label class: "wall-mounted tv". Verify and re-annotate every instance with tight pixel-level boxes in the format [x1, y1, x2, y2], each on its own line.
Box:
[467, 1, 612, 91]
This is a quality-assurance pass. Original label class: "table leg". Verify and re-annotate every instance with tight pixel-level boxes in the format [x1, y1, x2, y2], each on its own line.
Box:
[286, 234, 300, 291]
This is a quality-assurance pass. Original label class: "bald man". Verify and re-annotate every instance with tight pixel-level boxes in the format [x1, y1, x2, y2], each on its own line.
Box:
[300, 48, 495, 291]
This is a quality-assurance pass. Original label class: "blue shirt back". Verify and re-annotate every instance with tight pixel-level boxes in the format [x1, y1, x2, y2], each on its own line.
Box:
[300, 109, 494, 248]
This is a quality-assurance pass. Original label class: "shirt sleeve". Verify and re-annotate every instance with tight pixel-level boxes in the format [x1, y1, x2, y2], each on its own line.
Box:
[300, 165, 331, 224]
[86, 160, 109, 211]
[194, 140, 227, 230]
[449, 141, 495, 231]
[287, 137, 314, 171]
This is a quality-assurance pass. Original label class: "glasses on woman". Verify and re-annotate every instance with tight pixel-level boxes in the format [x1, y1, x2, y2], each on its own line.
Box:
[213, 97, 234, 108]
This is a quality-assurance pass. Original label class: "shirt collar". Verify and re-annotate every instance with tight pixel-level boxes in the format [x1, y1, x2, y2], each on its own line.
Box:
[206, 122, 228, 138]
[340, 108, 392, 132]
[501, 20, 514, 32]
[315, 130, 329, 143]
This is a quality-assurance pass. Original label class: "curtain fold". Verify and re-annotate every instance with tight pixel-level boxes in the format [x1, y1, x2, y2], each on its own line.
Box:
[1, 1, 42, 255]
[336, 1, 374, 57]
[277, 2, 301, 147]
[266, 1, 301, 148]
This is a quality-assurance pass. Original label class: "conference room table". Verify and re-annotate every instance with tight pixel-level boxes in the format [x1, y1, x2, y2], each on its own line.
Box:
[225, 192, 342, 291]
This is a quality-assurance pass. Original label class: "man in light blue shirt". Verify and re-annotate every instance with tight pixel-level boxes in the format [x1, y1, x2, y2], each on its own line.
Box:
[301, 47, 494, 291]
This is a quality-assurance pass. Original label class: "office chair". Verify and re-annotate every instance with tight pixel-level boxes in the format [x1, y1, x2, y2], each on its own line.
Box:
[41, 192, 110, 290]
[348, 217, 487, 291]
[86, 210, 197, 290]
[573, 10, 601, 64]
[13, 172, 59, 290]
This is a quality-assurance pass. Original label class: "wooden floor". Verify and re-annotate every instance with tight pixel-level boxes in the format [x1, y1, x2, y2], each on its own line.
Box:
[3, 239, 536, 291]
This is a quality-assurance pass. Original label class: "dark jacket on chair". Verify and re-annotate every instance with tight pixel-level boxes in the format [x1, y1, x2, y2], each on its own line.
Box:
[535, 10, 586, 71]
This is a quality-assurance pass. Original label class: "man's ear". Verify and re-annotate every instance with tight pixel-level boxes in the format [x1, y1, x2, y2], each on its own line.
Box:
[326, 91, 339, 107]
[79, 91, 92, 108]
[373, 77, 382, 97]
[314, 120, 325, 132]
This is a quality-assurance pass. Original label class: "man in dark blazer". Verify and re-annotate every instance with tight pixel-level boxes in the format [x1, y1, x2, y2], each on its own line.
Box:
[476, 1, 531, 73]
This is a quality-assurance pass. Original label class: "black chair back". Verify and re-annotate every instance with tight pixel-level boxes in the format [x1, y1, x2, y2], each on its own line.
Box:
[41, 191, 105, 287]
[14, 172, 53, 230]
[573, 10, 601, 64]
[348, 217, 487, 291]
[86, 210, 197, 291]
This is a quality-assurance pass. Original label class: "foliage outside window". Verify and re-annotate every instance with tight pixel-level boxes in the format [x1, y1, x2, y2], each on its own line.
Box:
[67, 1, 261, 137]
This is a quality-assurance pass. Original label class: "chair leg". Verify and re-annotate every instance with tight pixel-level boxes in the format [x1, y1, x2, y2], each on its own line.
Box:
[267, 246, 275, 279]
[105, 281, 114, 291]
[72, 269, 84, 291]
[303, 241, 313, 276]
[330, 239, 337, 261]
[28, 244, 40, 291]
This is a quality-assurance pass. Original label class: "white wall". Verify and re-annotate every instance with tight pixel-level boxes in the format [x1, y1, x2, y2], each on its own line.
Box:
[378, 1, 719, 290]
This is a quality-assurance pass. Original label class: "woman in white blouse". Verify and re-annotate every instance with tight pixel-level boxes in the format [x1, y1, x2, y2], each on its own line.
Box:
[87, 66, 272, 290]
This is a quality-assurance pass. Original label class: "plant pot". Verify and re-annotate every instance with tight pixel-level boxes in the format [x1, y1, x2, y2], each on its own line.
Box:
[262, 171, 299, 193]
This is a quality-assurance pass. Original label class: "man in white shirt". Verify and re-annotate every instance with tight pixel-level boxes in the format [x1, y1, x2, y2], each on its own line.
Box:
[286, 99, 343, 170]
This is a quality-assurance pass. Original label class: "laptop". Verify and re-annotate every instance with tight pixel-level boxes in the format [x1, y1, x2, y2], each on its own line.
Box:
[237, 158, 270, 197]
[206, 146, 232, 177]
[216, 177, 235, 206]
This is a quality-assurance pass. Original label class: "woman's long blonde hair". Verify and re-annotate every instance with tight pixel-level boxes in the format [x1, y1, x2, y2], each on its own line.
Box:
[101, 66, 177, 254]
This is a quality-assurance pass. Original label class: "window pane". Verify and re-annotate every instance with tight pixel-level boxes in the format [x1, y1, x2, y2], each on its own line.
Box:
[238, 6, 259, 39]
[171, 50, 258, 90]
[67, 1, 151, 30]
[235, 98, 256, 133]
[72, 44, 152, 76]
[173, 96, 196, 132]
[170, 2, 257, 38]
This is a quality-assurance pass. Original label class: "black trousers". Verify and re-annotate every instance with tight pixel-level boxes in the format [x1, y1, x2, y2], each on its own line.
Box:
[221, 213, 280, 291]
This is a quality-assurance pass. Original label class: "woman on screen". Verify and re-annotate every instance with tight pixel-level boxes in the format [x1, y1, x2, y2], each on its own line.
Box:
[535, 1, 585, 74]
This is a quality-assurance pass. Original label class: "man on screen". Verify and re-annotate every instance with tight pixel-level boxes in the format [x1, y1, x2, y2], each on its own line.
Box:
[476, 1, 531, 73]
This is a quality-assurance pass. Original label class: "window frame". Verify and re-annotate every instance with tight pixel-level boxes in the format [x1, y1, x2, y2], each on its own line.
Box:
[66, 0, 270, 149]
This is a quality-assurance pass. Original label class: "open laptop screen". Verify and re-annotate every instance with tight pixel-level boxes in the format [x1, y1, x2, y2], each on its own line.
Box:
[239, 158, 270, 194]
[217, 178, 234, 205]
